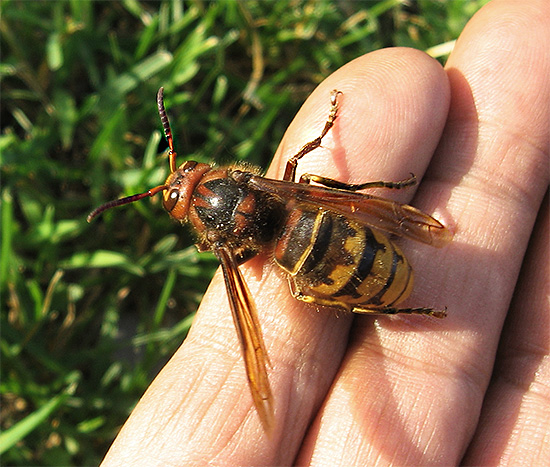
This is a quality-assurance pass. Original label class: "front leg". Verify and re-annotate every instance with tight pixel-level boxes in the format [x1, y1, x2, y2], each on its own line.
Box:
[283, 90, 342, 182]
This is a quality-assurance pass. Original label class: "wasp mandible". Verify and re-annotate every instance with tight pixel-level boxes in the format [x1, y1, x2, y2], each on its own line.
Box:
[88, 88, 451, 430]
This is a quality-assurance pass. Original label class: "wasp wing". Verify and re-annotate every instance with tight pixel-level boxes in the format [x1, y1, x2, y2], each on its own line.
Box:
[214, 246, 274, 431]
[248, 175, 451, 247]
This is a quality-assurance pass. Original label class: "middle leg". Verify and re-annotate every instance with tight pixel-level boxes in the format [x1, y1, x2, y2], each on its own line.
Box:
[298, 173, 417, 191]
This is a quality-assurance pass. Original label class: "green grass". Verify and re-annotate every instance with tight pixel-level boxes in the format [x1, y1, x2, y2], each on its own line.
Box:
[1, 0, 488, 464]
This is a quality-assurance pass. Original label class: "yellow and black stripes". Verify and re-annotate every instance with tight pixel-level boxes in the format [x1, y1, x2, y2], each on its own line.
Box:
[275, 206, 414, 310]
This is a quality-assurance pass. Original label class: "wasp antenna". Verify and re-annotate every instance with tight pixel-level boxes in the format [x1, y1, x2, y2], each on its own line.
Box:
[87, 184, 168, 223]
[157, 87, 177, 173]
[157, 87, 170, 137]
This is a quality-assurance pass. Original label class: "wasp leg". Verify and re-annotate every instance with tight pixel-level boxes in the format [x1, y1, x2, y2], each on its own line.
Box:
[287, 278, 329, 306]
[287, 278, 310, 302]
[351, 305, 447, 319]
[287, 279, 446, 318]
[298, 173, 417, 191]
[283, 90, 342, 182]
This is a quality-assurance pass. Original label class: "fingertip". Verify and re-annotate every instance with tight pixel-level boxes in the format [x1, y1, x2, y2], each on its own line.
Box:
[272, 48, 450, 186]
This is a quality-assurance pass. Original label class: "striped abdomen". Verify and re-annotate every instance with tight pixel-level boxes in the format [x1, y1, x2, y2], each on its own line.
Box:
[274, 205, 414, 311]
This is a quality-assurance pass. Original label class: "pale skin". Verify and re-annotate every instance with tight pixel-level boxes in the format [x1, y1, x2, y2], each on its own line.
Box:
[102, 1, 549, 465]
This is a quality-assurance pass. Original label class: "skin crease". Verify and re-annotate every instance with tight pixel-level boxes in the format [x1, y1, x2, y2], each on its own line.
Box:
[101, 1, 549, 465]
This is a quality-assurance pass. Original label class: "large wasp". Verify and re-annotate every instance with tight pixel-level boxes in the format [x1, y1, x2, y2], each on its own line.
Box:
[88, 88, 451, 430]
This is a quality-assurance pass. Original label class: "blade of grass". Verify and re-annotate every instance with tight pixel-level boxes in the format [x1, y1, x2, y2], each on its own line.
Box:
[0, 373, 79, 455]
[152, 267, 177, 329]
[105, 50, 173, 97]
[61, 250, 146, 276]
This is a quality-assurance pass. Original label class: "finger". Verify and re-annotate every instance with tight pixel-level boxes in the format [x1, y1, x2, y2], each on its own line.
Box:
[297, 1, 550, 465]
[462, 193, 549, 465]
[269, 49, 450, 192]
[101, 49, 450, 466]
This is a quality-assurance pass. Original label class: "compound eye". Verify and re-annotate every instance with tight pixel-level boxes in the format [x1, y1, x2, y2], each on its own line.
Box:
[163, 189, 179, 212]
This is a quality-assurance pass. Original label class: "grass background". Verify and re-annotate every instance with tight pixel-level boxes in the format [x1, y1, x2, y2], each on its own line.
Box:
[1, 1, 488, 464]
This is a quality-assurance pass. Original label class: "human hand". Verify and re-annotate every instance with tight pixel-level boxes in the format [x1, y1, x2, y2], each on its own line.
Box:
[102, 1, 549, 465]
